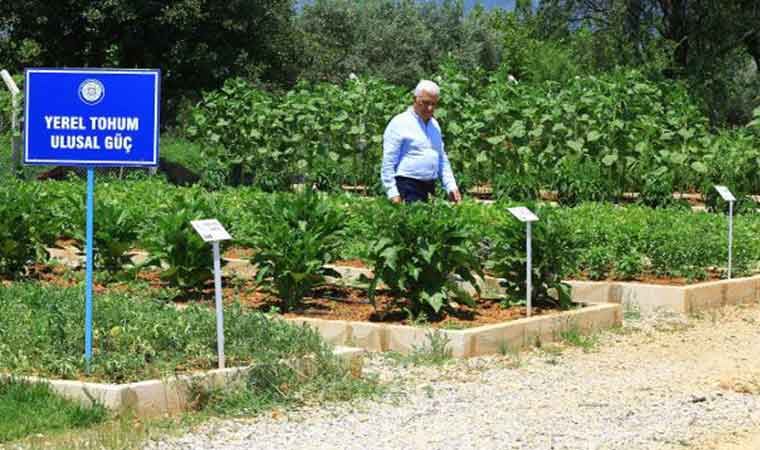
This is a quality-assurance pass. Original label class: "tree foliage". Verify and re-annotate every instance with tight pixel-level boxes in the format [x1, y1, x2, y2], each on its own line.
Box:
[535, 0, 760, 124]
[0, 0, 298, 119]
[294, 0, 503, 86]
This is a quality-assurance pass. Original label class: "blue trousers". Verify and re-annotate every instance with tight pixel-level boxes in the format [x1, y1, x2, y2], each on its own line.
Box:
[396, 176, 436, 203]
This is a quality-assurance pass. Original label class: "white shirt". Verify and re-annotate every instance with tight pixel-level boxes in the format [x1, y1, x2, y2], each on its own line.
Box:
[380, 108, 457, 199]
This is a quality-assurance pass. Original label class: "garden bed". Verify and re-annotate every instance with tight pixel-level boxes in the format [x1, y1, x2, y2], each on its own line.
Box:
[23, 260, 619, 358]
[4, 346, 364, 417]
[286, 304, 621, 357]
[0, 282, 373, 420]
[567, 275, 760, 314]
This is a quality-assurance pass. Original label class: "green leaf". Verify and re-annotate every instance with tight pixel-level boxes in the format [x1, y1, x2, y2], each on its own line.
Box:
[507, 121, 526, 139]
[586, 131, 602, 142]
[425, 292, 445, 313]
[601, 154, 618, 166]
[690, 161, 708, 173]
[566, 140, 584, 153]
[485, 135, 505, 145]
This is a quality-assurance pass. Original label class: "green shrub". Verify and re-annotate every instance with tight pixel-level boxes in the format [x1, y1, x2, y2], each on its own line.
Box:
[141, 187, 217, 291]
[249, 191, 345, 312]
[486, 203, 575, 309]
[0, 283, 333, 382]
[364, 201, 482, 319]
[0, 181, 40, 278]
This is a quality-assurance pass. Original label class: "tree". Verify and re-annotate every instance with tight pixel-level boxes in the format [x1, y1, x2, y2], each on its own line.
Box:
[0, 0, 299, 121]
[294, 0, 503, 86]
[536, 0, 760, 123]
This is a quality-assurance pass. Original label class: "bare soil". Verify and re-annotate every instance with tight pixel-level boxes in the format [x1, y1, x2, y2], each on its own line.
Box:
[26, 262, 558, 328]
[570, 269, 726, 286]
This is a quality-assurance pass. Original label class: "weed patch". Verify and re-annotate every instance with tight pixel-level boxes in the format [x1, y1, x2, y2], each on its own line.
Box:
[387, 331, 453, 366]
[0, 378, 107, 443]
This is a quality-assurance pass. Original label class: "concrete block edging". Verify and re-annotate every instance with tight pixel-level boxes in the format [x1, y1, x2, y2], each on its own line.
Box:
[286, 303, 622, 358]
[1, 346, 364, 417]
[566, 275, 760, 314]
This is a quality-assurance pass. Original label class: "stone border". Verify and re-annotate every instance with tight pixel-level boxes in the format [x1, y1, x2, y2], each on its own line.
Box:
[287, 304, 621, 358]
[225, 261, 622, 357]
[3, 346, 363, 417]
[567, 275, 760, 314]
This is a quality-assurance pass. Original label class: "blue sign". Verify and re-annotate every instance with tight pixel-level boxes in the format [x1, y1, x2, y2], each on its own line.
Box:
[24, 68, 160, 167]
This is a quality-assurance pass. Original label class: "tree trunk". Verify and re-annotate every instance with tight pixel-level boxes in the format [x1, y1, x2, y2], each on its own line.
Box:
[625, 0, 643, 59]
[746, 32, 760, 70]
[660, 0, 690, 68]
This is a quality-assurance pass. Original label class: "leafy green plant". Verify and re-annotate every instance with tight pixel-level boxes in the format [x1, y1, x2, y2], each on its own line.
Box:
[559, 325, 599, 352]
[584, 246, 613, 281]
[80, 194, 140, 275]
[614, 252, 644, 281]
[0, 378, 108, 443]
[185, 65, 760, 202]
[364, 201, 482, 319]
[486, 204, 575, 309]
[249, 192, 345, 312]
[140, 188, 217, 291]
[638, 168, 680, 208]
[386, 330, 453, 366]
[0, 181, 39, 278]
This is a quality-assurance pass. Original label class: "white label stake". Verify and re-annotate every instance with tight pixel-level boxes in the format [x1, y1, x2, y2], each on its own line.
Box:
[714, 186, 735, 279]
[507, 207, 539, 317]
[191, 219, 232, 369]
[212, 241, 225, 369]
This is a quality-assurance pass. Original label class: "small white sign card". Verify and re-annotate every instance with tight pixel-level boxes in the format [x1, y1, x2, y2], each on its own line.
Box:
[714, 185, 736, 202]
[191, 219, 232, 242]
[507, 207, 539, 223]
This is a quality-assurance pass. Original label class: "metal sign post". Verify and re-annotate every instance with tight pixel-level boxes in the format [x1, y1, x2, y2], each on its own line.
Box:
[24, 68, 161, 365]
[507, 207, 539, 317]
[84, 168, 95, 362]
[191, 219, 232, 369]
[714, 186, 736, 279]
[1, 70, 20, 174]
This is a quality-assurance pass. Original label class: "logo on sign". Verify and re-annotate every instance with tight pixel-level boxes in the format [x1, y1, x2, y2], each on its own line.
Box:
[78, 79, 105, 105]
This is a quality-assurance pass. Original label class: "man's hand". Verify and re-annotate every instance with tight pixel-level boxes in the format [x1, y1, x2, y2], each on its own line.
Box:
[391, 195, 402, 204]
[448, 189, 461, 203]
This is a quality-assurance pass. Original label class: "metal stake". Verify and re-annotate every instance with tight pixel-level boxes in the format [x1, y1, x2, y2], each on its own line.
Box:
[212, 241, 225, 369]
[84, 168, 95, 365]
[728, 200, 734, 279]
[526, 221, 532, 317]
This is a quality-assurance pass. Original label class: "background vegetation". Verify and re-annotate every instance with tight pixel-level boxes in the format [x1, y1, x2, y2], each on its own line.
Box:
[1, 0, 757, 126]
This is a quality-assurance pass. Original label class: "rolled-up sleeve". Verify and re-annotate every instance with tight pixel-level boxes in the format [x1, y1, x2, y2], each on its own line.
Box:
[439, 142, 458, 193]
[381, 124, 402, 199]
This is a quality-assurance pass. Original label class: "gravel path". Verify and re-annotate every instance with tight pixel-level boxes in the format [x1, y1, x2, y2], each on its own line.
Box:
[146, 304, 760, 450]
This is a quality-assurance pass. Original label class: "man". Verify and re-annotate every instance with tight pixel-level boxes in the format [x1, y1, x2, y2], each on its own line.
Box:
[381, 80, 461, 203]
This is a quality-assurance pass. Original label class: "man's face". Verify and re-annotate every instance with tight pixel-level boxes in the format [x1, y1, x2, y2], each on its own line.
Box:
[413, 90, 439, 122]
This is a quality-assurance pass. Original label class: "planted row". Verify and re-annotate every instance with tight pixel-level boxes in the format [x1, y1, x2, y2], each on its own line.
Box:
[0, 282, 334, 382]
[2, 180, 759, 318]
[187, 68, 760, 205]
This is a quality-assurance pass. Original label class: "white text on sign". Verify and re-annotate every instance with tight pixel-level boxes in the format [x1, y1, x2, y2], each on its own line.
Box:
[44, 115, 141, 153]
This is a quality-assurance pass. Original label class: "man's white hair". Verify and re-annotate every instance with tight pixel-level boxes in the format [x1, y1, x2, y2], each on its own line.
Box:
[414, 80, 440, 97]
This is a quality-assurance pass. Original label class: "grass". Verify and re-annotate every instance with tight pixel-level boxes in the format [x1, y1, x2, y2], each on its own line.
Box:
[0, 282, 329, 382]
[0, 281, 380, 400]
[10, 411, 202, 450]
[386, 331, 453, 366]
[622, 301, 642, 321]
[0, 378, 107, 444]
[159, 134, 207, 174]
[559, 326, 599, 352]
[497, 341, 523, 368]
[0, 281, 382, 446]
